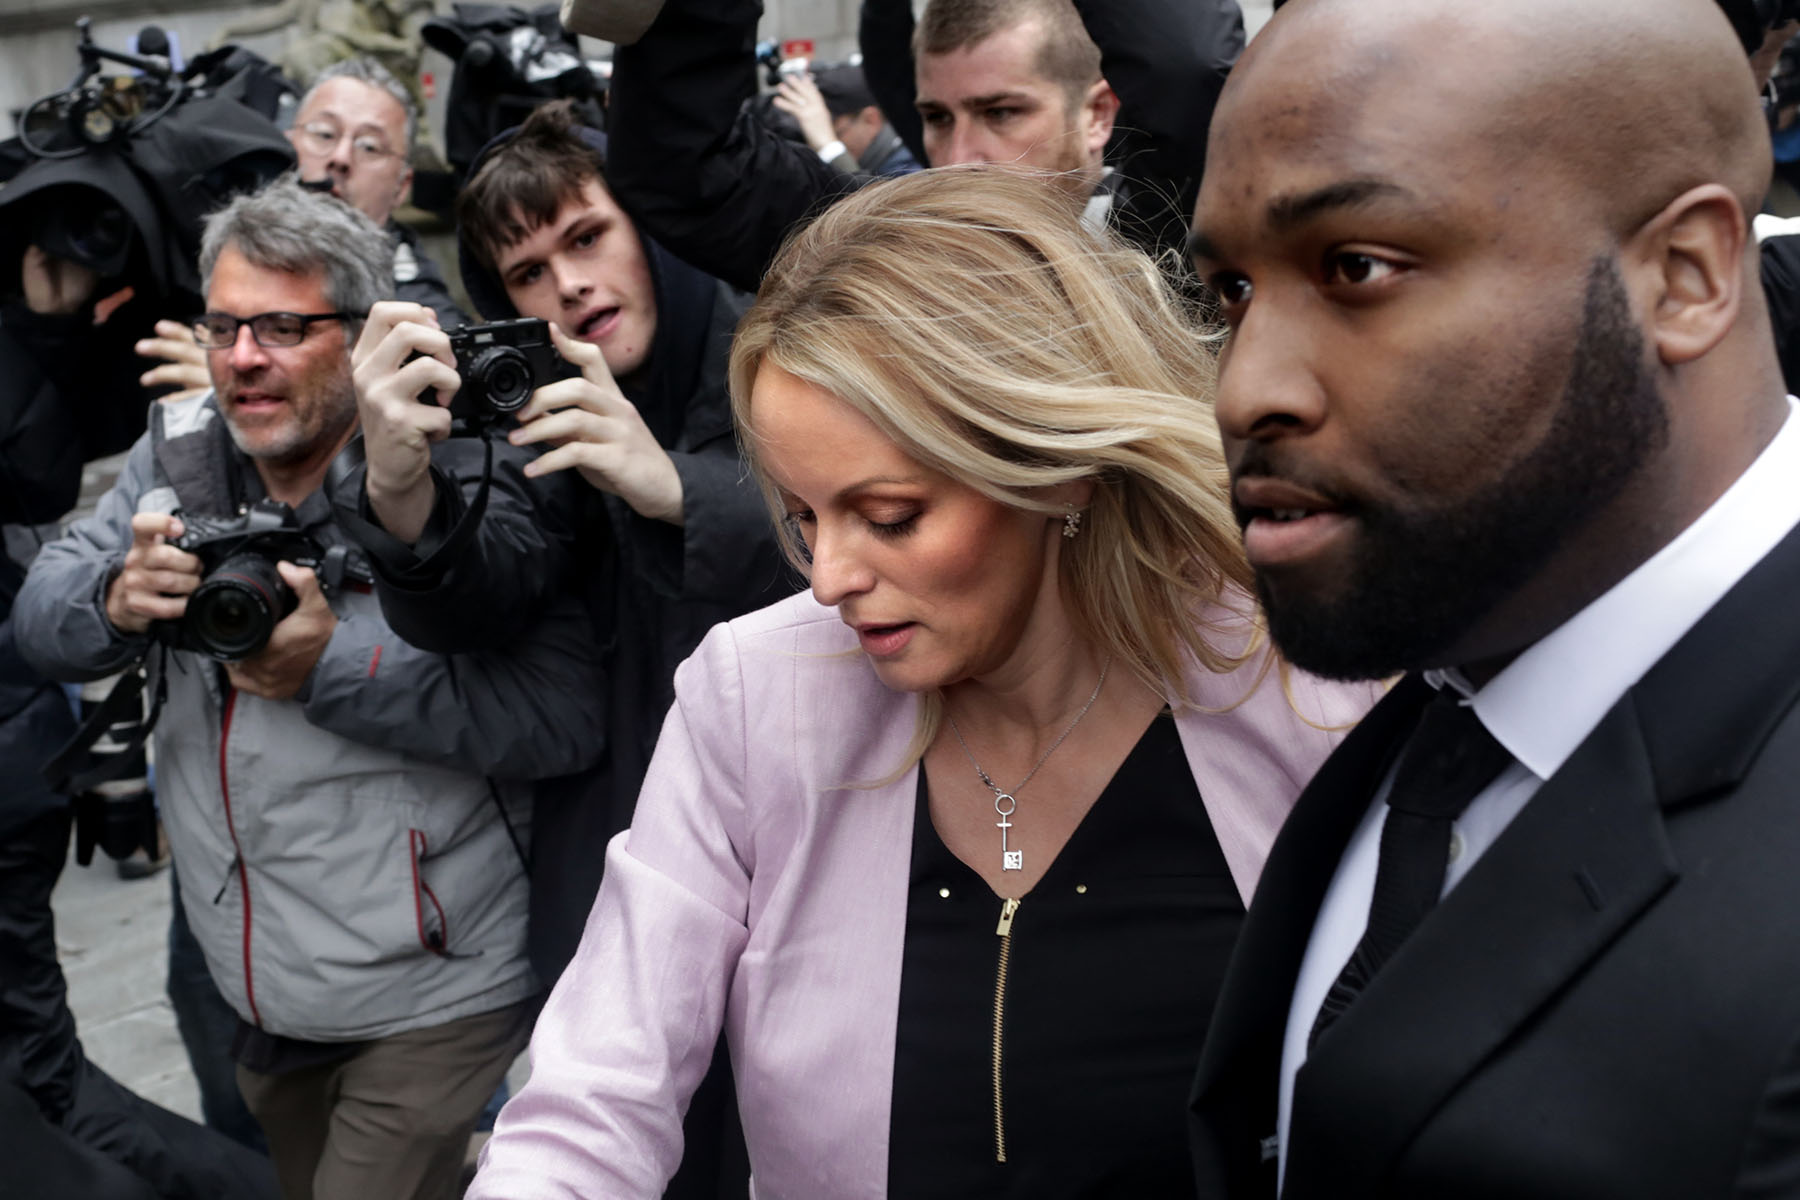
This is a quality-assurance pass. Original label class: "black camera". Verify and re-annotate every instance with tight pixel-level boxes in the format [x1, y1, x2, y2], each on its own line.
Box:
[426, 317, 578, 429]
[158, 499, 346, 661]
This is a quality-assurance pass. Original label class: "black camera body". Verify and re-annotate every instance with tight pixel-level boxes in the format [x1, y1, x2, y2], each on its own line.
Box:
[158, 498, 345, 661]
[428, 317, 578, 429]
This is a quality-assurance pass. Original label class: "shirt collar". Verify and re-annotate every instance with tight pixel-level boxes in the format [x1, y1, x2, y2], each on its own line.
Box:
[1436, 397, 1800, 780]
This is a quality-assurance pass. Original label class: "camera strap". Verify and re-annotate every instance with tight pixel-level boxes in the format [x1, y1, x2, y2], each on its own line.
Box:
[42, 651, 169, 795]
[325, 431, 496, 587]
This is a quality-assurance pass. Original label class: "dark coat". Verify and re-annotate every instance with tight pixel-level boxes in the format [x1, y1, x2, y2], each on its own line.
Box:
[1190, 522, 1800, 1199]
[354, 131, 791, 982]
[607, 0, 1243, 294]
[0, 298, 156, 528]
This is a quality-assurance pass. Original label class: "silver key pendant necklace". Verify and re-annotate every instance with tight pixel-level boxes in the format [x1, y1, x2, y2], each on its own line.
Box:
[946, 657, 1112, 873]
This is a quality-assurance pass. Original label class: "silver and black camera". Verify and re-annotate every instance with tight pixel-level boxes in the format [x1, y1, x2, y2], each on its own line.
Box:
[158, 499, 346, 661]
[428, 317, 579, 428]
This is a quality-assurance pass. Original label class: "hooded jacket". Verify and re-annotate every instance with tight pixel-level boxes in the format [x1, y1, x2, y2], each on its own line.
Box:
[353, 123, 791, 983]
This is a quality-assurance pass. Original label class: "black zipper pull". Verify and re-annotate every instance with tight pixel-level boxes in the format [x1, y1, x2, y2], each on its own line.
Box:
[213, 852, 241, 904]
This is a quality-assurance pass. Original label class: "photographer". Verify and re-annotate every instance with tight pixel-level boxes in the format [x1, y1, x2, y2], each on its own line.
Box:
[135, 57, 471, 403]
[346, 97, 789, 1197]
[0, 236, 169, 527]
[769, 64, 921, 177]
[15, 177, 605, 1200]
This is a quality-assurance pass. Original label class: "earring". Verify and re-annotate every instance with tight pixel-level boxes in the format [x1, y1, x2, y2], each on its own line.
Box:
[1063, 507, 1082, 539]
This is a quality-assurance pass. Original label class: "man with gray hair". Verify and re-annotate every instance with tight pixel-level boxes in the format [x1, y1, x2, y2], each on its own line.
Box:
[136, 58, 465, 418]
[288, 57, 466, 326]
[14, 177, 604, 1200]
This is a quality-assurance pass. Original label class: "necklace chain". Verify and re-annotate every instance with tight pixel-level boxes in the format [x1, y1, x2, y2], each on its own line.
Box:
[946, 658, 1112, 873]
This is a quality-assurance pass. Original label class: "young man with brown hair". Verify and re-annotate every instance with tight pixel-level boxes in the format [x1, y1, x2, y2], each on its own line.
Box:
[345, 98, 785, 1198]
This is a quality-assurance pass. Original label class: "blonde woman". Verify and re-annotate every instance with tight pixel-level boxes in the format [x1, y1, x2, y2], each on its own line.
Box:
[469, 168, 1380, 1199]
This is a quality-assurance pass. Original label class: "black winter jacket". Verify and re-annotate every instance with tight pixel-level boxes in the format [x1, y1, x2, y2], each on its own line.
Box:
[349, 127, 791, 982]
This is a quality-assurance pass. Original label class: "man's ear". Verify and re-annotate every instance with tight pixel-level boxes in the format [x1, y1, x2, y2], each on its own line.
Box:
[1081, 79, 1120, 162]
[1626, 183, 1746, 366]
[394, 163, 415, 212]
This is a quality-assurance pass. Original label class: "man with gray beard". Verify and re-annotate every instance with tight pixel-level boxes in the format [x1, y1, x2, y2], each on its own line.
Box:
[15, 177, 603, 1200]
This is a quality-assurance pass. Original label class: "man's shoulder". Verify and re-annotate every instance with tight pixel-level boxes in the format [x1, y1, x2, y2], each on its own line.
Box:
[154, 389, 221, 440]
[680, 591, 866, 695]
[717, 590, 852, 651]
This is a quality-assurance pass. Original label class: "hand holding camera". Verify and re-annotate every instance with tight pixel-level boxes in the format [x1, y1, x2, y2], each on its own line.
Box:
[106, 511, 200, 633]
[351, 300, 459, 544]
[221, 560, 335, 701]
[510, 322, 685, 525]
[109, 502, 338, 695]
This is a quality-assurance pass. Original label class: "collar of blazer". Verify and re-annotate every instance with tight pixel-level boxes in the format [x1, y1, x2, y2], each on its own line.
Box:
[1192, 520, 1800, 1199]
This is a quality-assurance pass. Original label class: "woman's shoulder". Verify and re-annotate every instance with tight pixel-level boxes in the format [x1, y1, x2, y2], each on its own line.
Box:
[678, 591, 901, 714]
[1179, 588, 1385, 731]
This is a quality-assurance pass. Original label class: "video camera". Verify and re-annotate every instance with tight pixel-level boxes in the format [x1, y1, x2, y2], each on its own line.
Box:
[158, 499, 353, 662]
[0, 20, 296, 308]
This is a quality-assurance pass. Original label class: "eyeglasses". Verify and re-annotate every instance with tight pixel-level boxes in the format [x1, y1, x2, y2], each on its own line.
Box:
[192, 311, 353, 349]
[295, 121, 401, 166]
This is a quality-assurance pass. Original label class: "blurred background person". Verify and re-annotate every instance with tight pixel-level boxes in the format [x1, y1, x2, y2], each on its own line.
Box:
[770, 62, 920, 176]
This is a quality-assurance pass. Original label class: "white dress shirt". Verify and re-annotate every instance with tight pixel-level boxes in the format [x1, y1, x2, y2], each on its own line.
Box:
[1276, 398, 1800, 1185]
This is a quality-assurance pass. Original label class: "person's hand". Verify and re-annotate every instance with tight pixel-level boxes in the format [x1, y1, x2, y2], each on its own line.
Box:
[1753, 21, 1799, 90]
[135, 320, 212, 402]
[106, 513, 200, 634]
[21, 245, 98, 317]
[773, 73, 840, 154]
[224, 562, 337, 700]
[350, 301, 460, 544]
[511, 324, 685, 524]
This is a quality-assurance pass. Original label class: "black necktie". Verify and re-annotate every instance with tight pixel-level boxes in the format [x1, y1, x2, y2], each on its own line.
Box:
[1309, 689, 1514, 1048]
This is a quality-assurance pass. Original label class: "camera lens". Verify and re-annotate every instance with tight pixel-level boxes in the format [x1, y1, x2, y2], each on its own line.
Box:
[185, 553, 297, 661]
[467, 345, 534, 413]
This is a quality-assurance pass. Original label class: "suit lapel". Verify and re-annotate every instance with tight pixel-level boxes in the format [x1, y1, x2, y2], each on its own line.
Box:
[1282, 695, 1678, 1196]
[1282, 523, 1800, 1196]
[1190, 675, 1431, 1197]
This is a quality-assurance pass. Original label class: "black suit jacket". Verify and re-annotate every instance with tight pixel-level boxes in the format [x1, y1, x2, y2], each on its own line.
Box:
[1191, 522, 1800, 1199]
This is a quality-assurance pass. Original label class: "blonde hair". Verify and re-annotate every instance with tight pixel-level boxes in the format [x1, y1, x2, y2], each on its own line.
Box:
[730, 167, 1257, 757]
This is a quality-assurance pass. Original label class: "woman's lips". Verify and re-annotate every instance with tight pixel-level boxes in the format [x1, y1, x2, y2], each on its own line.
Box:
[856, 622, 917, 657]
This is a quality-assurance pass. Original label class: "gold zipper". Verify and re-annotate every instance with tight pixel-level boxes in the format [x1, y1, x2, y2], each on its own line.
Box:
[993, 896, 1021, 1164]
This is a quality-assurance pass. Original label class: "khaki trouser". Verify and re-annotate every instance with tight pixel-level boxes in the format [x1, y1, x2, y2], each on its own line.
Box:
[236, 1001, 532, 1200]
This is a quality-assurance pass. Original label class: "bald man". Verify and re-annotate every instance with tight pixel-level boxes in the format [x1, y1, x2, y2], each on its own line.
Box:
[1186, 1, 1800, 1196]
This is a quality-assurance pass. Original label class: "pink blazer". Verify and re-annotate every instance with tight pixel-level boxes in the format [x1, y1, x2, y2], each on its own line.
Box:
[468, 592, 1379, 1199]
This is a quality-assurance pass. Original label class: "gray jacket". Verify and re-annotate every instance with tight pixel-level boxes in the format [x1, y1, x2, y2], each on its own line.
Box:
[14, 394, 605, 1041]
